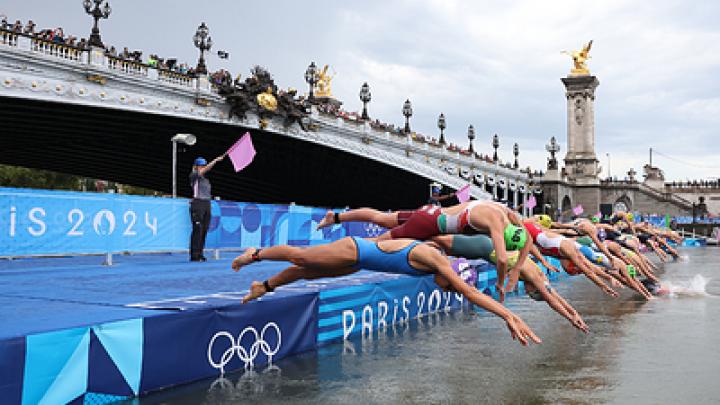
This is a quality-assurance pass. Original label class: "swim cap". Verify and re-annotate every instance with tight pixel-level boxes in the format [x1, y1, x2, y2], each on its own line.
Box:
[627, 264, 637, 278]
[451, 258, 477, 286]
[489, 250, 520, 268]
[597, 228, 607, 241]
[591, 216, 600, 223]
[194, 157, 207, 166]
[535, 214, 551, 229]
[504, 224, 527, 251]
[626, 213, 635, 222]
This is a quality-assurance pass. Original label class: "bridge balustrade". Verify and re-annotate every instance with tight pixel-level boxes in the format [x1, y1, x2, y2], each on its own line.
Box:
[0, 30, 19, 47]
[30, 37, 81, 61]
[107, 55, 149, 77]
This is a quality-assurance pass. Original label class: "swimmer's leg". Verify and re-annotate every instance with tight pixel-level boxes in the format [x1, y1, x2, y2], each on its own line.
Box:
[317, 208, 400, 230]
[231, 237, 357, 271]
[566, 246, 617, 297]
[243, 265, 357, 303]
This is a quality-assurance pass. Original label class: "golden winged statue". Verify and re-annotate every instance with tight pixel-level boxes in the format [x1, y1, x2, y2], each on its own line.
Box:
[314, 64, 335, 98]
[562, 40, 593, 75]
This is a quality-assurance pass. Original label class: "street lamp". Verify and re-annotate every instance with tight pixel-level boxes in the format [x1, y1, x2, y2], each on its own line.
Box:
[359, 82, 371, 120]
[467, 125, 475, 153]
[513, 143, 519, 169]
[171, 133, 196, 198]
[402, 99, 413, 134]
[193, 22, 213, 75]
[305, 62, 317, 101]
[492, 133, 500, 163]
[83, 0, 111, 48]
[437, 113, 446, 145]
[546, 136, 560, 170]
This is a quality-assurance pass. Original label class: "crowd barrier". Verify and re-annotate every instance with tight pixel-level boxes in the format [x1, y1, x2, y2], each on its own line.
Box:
[0, 187, 382, 257]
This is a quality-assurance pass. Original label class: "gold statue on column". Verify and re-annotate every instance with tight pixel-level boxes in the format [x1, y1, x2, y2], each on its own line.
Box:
[562, 40, 593, 76]
[314, 64, 334, 98]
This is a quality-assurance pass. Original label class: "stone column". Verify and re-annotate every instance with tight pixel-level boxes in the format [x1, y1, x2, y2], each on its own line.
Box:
[561, 74, 601, 213]
[562, 75, 600, 186]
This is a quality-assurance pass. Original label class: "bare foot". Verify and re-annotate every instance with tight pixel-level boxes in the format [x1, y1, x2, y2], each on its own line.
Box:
[316, 211, 336, 230]
[242, 281, 268, 303]
[231, 247, 258, 272]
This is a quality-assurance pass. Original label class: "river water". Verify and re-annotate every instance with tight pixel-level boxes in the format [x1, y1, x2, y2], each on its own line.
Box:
[134, 248, 720, 404]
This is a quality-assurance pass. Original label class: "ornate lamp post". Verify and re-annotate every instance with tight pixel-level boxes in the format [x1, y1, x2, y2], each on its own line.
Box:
[437, 113, 446, 145]
[83, 0, 111, 48]
[546, 136, 560, 170]
[402, 99, 413, 134]
[467, 125, 475, 153]
[305, 62, 318, 101]
[359, 82, 371, 120]
[492, 133, 500, 163]
[513, 143, 519, 169]
[193, 22, 213, 75]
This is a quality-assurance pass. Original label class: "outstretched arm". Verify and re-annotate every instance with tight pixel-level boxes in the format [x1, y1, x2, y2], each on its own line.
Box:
[529, 244, 559, 272]
[429, 256, 541, 346]
[198, 153, 227, 176]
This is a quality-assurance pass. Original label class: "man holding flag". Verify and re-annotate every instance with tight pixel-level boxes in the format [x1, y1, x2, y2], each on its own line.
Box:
[189, 132, 256, 262]
[189, 154, 225, 262]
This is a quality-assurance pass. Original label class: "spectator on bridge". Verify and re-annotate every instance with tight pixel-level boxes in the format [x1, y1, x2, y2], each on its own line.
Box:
[12, 20, 22, 33]
[189, 154, 226, 262]
[23, 20, 35, 35]
[52, 27, 64, 43]
[120, 47, 130, 59]
[0, 16, 8, 31]
[106, 46, 117, 57]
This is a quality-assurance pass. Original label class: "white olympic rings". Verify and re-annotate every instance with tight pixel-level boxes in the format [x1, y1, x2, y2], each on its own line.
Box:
[207, 322, 282, 374]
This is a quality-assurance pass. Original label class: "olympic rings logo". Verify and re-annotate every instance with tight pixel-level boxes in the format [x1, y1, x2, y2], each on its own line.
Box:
[207, 322, 282, 374]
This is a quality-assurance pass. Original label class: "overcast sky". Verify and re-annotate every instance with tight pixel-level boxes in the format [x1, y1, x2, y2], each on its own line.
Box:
[4, 0, 719, 181]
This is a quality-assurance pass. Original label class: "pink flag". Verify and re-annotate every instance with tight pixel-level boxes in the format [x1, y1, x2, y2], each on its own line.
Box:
[572, 205, 584, 216]
[525, 195, 537, 210]
[227, 132, 256, 172]
[455, 184, 471, 203]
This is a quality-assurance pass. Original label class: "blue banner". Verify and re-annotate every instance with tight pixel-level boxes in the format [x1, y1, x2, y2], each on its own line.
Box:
[0, 188, 383, 256]
[140, 292, 318, 394]
[317, 275, 464, 345]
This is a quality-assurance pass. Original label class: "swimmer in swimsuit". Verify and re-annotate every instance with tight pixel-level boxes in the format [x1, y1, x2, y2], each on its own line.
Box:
[523, 218, 619, 298]
[230, 238, 542, 346]
[432, 234, 589, 332]
[317, 201, 532, 302]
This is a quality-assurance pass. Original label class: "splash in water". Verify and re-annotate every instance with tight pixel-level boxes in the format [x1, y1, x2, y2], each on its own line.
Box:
[665, 275, 710, 297]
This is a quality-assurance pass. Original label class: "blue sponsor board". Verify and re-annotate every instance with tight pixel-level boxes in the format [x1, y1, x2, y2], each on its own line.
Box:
[317, 275, 465, 345]
[139, 292, 318, 395]
[0, 188, 383, 256]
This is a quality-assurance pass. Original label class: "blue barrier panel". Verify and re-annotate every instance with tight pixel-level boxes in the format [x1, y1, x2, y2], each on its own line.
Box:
[0, 188, 383, 256]
[0, 188, 188, 256]
[317, 275, 464, 345]
[139, 292, 318, 395]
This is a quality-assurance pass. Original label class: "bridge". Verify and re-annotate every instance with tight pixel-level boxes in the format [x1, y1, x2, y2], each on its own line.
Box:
[0, 28, 536, 211]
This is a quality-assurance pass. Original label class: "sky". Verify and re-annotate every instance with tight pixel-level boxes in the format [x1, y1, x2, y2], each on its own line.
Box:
[3, 0, 719, 181]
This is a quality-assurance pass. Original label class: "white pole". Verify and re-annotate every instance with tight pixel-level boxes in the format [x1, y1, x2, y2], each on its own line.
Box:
[172, 141, 177, 198]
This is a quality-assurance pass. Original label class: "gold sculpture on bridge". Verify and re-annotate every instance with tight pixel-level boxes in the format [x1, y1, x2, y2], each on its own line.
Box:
[257, 86, 277, 111]
[314, 64, 334, 98]
[562, 40, 593, 76]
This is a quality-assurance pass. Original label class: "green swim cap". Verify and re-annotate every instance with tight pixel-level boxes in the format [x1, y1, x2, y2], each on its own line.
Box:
[627, 264, 636, 278]
[504, 224, 527, 251]
[489, 250, 520, 268]
[577, 236, 593, 246]
[591, 216, 600, 223]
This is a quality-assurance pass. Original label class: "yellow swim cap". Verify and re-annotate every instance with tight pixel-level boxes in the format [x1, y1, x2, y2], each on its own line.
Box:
[489, 250, 520, 269]
[536, 214, 552, 229]
[626, 213, 635, 222]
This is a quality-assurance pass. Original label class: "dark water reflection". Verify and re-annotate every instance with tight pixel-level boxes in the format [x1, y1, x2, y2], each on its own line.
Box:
[135, 248, 720, 404]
